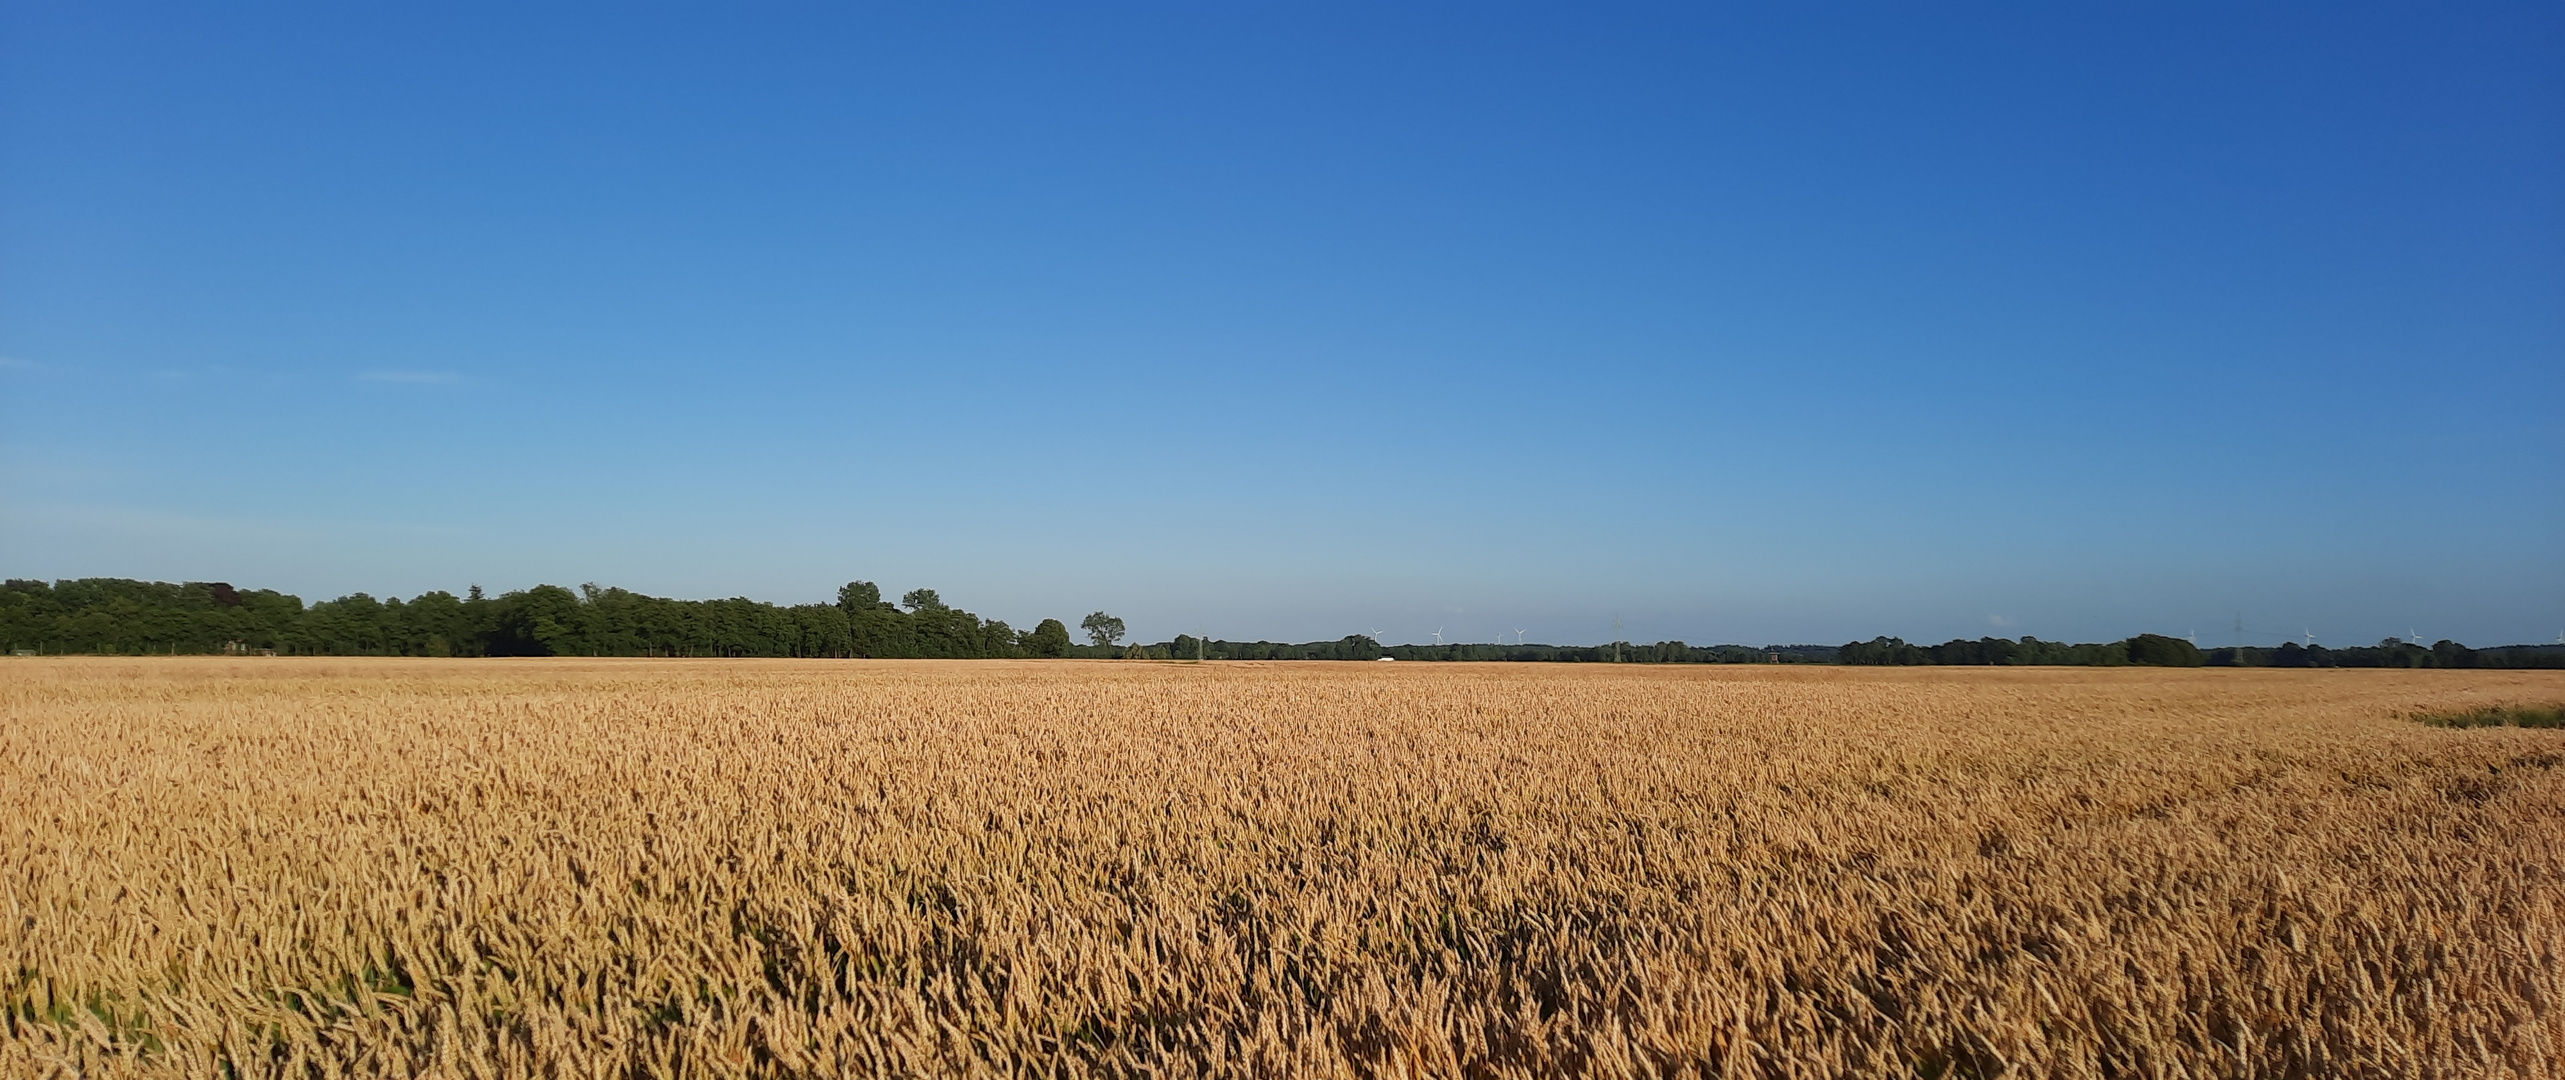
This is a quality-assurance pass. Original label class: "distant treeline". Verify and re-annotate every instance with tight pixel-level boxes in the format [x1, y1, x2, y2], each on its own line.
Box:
[8, 577, 2560, 668]
[1839, 634, 2565, 669]
[2210, 641, 2564, 669]
[1125, 637, 1838, 664]
[0, 578, 1069, 659]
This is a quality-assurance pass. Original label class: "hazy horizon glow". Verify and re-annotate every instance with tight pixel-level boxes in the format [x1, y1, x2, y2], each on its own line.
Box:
[4, 3, 2560, 647]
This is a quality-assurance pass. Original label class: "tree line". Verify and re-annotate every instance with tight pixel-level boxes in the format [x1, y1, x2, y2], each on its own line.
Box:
[0, 578, 1070, 659]
[1838, 634, 2564, 669]
[1839, 634, 2205, 666]
[2209, 640, 2563, 669]
[1115, 637, 1838, 664]
[7, 577, 2559, 667]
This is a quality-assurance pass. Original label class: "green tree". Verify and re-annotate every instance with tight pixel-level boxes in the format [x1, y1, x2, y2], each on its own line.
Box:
[2124, 633, 2204, 667]
[487, 585, 584, 656]
[1081, 611, 1126, 649]
[1024, 618, 1072, 657]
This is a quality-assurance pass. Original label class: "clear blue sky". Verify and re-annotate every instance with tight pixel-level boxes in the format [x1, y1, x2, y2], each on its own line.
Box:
[4, 3, 2559, 648]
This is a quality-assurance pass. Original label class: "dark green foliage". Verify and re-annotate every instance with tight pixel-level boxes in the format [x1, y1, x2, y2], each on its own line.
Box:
[1080, 634, 1379, 661]
[2213, 640, 2562, 669]
[0, 577, 1036, 659]
[1102, 637, 1827, 664]
[837, 581, 882, 610]
[1023, 618, 1073, 658]
[2411, 704, 2565, 729]
[1, 578, 304, 655]
[1839, 635, 2130, 666]
[1407, 639, 1821, 663]
[2469, 644, 2565, 669]
[1832, 632, 2562, 669]
[1838, 637, 1935, 665]
[14, 575, 2559, 669]
[2125, 633, 2205, 667]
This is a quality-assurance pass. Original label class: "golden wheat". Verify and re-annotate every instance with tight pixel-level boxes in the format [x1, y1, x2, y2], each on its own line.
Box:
[3, 658, 2561, 1078]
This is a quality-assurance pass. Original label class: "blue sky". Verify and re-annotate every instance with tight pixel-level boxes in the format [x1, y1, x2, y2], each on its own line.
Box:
[3, 2, 2559, 647]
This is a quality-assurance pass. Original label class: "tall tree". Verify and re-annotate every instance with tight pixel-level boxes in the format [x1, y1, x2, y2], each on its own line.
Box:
[1024, 618, 1072, 657]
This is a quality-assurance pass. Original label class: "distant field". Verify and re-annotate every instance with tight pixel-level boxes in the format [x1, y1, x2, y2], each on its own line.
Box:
[5, 660, 2561, 1078]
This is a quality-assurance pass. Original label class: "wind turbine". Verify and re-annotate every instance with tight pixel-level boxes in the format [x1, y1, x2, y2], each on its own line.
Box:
[1514, 628, 1528, 645]
[1431, 628, 1445, 646]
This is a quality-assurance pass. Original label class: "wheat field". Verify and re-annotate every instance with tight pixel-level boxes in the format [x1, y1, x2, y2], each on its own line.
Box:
[3, 659, 2560, 1078]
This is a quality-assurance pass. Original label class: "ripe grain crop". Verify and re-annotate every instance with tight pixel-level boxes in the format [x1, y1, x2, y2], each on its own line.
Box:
[4, 659, 2562, 1078]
